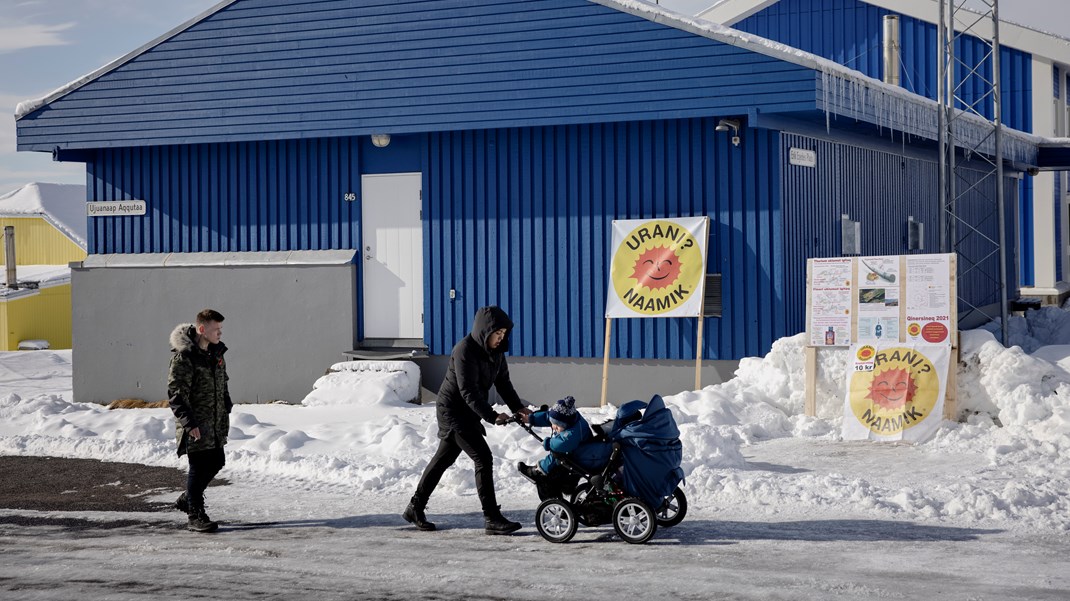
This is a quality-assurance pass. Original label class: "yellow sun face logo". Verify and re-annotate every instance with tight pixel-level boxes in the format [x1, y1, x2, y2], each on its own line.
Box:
[865, 367, 917, 410]
[631, 246, 683, 291]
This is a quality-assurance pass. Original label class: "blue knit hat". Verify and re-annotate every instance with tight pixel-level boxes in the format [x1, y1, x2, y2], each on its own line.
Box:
[548, 396, 579, 428]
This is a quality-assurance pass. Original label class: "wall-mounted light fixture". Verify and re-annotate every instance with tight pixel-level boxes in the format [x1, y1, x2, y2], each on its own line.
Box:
[715, 118, 741, 146]
[371, 133, 391, 148]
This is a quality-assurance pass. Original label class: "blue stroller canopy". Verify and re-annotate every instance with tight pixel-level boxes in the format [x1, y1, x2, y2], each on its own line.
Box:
[610, 394, 684, 508]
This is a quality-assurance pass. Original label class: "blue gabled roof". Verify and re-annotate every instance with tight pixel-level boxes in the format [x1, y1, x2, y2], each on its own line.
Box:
[14, 0, 1042, 166]
[16, 0, 818, 151]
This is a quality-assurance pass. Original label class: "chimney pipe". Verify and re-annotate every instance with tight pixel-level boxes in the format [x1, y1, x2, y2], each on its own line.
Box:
[4, 226, 16, 289]
[883, 15, 901, 86]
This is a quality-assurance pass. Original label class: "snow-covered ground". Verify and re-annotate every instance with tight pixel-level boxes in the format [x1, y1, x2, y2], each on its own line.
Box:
[2, 308, 1070, 599]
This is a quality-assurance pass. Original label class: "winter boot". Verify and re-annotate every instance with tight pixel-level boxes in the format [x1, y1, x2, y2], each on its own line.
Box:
[517, 462, 546, 483]
[403, 495, 436, 531]
[484, 506, 521, 535]
[187, 506, 218, 533]
[174, 492, 189, 513]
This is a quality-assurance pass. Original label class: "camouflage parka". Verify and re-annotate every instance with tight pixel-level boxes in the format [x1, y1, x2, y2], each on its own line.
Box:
[167, 324, 232, 456]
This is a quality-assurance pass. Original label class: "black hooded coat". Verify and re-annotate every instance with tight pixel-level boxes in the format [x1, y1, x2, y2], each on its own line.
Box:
[435, 306, 524, 438]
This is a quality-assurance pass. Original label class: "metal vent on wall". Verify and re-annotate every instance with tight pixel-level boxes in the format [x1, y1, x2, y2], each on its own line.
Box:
[703, 274, 723, 317]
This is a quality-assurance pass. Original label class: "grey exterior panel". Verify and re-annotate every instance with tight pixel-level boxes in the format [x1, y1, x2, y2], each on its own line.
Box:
[71, 260, 357, 405]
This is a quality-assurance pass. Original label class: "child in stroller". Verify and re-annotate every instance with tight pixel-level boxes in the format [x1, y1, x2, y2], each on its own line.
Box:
[517, 396, 611, 487]
[516, 394, 687, 544]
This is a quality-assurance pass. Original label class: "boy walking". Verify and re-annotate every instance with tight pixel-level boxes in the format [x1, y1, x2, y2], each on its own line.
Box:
[167, 309, 232, 533]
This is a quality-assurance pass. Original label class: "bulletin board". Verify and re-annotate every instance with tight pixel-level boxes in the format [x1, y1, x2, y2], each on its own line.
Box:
[803, 253, 958, 420]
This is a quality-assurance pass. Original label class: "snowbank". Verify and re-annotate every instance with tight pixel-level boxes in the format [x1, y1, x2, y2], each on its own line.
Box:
[300, 360, 421, 407]
[2, 305, 1069, 533]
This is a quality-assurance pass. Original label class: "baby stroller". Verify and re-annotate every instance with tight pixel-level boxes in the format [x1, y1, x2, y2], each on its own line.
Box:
[518, 394, 687, 544]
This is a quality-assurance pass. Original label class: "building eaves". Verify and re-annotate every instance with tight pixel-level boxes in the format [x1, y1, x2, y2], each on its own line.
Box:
[601, 0, 1039, 165]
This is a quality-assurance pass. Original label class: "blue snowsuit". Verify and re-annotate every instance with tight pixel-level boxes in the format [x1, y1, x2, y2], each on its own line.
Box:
[529, 410, 611, 475]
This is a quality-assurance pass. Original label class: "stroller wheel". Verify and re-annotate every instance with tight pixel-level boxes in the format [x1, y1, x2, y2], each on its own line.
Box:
[612, 497, 657, 544]
[656, 486, 688, 528]
[535, 499, 578, 543]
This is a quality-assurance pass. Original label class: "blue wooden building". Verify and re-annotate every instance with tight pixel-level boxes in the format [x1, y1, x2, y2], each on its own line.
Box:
[15, 0, 1051, 405]
[701, 0, 1070, 304]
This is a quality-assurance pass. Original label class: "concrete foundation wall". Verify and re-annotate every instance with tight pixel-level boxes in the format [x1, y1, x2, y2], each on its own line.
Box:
[414, 355, 739, 409]
[71, 260, 356, 405]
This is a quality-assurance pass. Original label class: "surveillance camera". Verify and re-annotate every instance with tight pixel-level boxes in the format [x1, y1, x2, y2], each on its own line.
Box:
[731, 136, 741, 147]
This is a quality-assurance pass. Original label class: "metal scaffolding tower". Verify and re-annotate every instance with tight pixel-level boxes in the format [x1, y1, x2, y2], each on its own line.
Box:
[937, 0, 1010, 344]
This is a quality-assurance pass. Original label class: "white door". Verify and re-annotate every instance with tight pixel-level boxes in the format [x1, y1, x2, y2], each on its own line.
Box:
[361, 173, 423, 339]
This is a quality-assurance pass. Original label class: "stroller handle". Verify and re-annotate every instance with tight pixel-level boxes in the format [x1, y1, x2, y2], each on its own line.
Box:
[511, 412, 544, 442]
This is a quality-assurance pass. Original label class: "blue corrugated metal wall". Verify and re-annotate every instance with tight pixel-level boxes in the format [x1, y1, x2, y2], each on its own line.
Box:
[735, 0, 884, 76]
[953, 169, 1021, 314]
[734, 0, 1032, 129]
[87, 139, 364, 253]
[86, 135, 423, 254]
[87, 119, 788, 361]
[19, 0, 816, 151]
[736, 0, 1035, 286]
[781, 132, 1018, 323]
[426, 119, 785, 360]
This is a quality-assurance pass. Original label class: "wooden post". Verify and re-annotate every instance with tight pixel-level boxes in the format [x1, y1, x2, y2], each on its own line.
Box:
[804, 346, 817, 417]
[600, 317, 612, 407]
[694, 317, 704, 390]
[946, 255, 959, 421]
[944, 342, 959, 420]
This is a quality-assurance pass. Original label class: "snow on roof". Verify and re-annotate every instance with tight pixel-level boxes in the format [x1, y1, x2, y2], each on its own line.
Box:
[0, 264, 72, 299]
[0, 183, 87, 250]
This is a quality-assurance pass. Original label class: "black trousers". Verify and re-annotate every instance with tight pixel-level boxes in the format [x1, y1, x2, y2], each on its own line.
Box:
[186, 446, 226, 512]
[415, 428, 498, 515]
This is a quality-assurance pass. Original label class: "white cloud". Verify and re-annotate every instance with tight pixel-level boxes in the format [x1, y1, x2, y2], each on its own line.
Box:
[0, 22, 74, 54]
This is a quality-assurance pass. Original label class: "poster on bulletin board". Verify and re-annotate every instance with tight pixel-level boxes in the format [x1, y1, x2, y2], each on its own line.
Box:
[806, 253, 955, 348]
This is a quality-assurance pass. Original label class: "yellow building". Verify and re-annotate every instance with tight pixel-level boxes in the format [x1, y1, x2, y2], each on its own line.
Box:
[0, 183, 87, 351]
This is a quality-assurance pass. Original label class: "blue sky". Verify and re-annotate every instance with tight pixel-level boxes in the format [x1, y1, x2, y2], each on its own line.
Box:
[0, 0, 219, 193]
[1, 0, 1069, 195]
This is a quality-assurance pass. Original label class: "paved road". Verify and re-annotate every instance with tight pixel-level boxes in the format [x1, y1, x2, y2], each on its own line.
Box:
[2, 457, 1068, 601]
